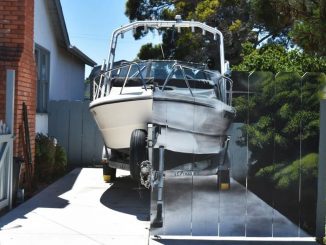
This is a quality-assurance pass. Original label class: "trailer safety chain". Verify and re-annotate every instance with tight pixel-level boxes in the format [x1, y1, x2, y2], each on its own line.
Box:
[140, 160, 152, 189]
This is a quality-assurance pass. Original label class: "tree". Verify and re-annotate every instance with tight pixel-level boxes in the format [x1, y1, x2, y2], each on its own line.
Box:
[250, 0, 326, 56]
[233, 42, 326, 73]
[232, 43, 326, 174]
[125, 0, 257, 65]
[125, 0, 326, 63]
[233, 70, 326, 174]
[137, 43, 163, 60]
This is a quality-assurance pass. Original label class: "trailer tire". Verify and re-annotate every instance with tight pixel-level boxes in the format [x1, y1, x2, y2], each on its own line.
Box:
[130, 129, 147, 181]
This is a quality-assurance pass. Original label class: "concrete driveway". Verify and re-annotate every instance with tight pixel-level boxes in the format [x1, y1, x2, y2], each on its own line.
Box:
[0, 168, 319, 245]
[0, 168, 149, 245]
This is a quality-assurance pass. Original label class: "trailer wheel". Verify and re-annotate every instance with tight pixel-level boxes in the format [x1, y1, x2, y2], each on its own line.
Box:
[130, 129, 147, 181]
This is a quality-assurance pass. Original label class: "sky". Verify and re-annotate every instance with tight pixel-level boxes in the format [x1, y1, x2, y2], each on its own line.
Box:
[60, 0, 161, 78]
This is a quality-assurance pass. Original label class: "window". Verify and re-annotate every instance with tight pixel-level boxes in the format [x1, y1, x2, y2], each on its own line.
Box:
[35, 45, 50, 113]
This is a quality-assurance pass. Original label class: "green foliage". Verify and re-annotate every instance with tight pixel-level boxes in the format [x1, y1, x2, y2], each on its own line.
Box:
[194, 0, 220, 21]
[254, 152, 318, 206]
[250, 0, 294, 36]
[137, 43, 163, 60]
[233, 42, 326, 73]
[273, 153, 318, 190]
[53, 145, 67, 179]
[125, 0, 256, 65]
[234, 72, 326, 175]
[35, 134, 67, 183]
[290, 20, 326, 56]
[229, 19, 242, 32]
[252, 153, 319, 234]
[35, 134, 56, 182]
[250, 0, 326, 56]
[255, 163, 284, 179]
[126, 0, 326, 65]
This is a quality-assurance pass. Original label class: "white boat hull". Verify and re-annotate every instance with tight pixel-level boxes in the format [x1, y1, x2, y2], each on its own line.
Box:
[90, 92, 152, 150]
[90, 87, 235, 154]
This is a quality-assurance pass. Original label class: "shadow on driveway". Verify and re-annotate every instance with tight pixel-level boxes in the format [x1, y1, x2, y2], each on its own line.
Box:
[100, 176, 150, 221]
[0, 168, 81, 229]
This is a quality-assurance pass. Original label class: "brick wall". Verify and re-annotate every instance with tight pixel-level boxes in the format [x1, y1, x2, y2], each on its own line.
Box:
[0, 0, 36, 159]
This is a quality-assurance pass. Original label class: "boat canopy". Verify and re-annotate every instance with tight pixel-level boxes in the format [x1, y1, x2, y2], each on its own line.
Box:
[106, 16, 229, 76]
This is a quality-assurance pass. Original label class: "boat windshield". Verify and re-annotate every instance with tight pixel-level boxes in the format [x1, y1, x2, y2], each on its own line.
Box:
[93, 60, 232, 105]
[111, 60, 209, 81]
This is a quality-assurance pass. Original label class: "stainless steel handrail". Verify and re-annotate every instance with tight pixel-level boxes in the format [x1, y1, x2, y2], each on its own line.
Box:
[161, 63, 233, 105]
[162, 63, 194, 97]
[93, 61, 233, 106]
[92, 61, 148, 100]
[217, 76, 233, 105]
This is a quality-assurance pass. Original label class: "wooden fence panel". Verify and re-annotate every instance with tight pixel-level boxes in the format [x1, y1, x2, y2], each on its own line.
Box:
[48, 101, 103, 166]
[68, 102, 83, 165]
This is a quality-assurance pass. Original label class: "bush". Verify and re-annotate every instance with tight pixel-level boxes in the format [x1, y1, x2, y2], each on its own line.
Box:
[35, 133, 67, 183]
[273, 153, 318, 190]
[53, 144, 67, 179]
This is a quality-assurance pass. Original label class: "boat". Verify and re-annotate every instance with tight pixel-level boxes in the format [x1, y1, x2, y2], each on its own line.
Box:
[89, 16, 236, 182]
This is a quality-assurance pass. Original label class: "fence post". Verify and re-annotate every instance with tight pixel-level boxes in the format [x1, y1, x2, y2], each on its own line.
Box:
[6, 69, 15, 209]
[316, 99, 326, 239]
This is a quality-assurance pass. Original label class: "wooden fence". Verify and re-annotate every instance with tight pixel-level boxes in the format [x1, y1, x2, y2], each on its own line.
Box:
[0, 135, 13, 209]
[0, 70, 15, 210]
[48, 101, 103, 167]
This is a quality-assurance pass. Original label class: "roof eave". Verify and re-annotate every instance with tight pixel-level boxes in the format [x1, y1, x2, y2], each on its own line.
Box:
[68, 45, 97, 66]
[50, 0, 97, 67]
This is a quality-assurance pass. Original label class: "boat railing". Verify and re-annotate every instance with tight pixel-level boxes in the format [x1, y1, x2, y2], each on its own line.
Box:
[92, 61, 233, 106]
[217, 75, 233, 106]
[162, 63, 194, 97]
[161, 63, 233, 105]
[92, 61, 148, 100]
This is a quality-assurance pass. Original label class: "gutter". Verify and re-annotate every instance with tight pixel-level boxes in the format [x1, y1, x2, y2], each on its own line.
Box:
[68, 45, 97, 67]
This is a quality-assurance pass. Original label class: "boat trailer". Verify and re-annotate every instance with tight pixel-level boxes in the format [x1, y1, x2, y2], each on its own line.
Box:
[140, 123, 231, 236]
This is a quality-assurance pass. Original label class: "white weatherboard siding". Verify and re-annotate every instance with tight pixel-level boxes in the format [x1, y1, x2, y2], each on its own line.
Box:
[35, 113, 48, 135]
[34, 0, 85, 134]
[53, 47, 85, 101]
[34, 0, 85, 101]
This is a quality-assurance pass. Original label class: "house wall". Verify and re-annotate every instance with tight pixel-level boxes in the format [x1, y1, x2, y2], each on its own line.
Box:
[34, 0, 85, 134]
[34, 0, 85, 102]
[0, 0, 37, 158]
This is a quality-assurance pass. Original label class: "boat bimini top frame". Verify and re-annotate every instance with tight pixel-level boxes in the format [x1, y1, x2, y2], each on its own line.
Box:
[106, 16, 229, 75]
